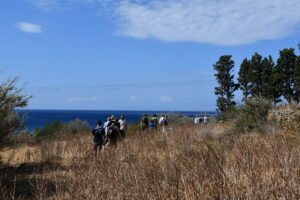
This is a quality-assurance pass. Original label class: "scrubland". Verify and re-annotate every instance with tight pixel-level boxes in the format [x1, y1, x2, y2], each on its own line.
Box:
[1, 119, 300, 200]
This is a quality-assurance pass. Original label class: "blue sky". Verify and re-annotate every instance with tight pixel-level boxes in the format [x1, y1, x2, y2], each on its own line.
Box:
[1, 0, 300, 111]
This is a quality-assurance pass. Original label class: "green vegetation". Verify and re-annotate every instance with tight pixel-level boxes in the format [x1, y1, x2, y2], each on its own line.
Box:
[214, 44, 300, 120]
[0, 77, 31, 143]
[34, 119, 90, 139]
[233, 98, 273, 133]
[213, 55, 239, 113]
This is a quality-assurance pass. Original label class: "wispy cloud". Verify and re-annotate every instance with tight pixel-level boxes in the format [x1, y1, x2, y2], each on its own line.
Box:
[67, 96, 103, 102]
[129, 95, 139, 102]
[159, 96, 172, 102]
[17, 22, 43, 33]
[116, 0, 300, 45]
[25, 0, 300, 45]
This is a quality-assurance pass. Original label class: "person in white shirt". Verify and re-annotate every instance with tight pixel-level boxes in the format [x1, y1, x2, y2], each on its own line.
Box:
[103, 117, 110, 136]
[159, 115, 166, 132]
[118, 115, 127, 138]
[203, 115, 209, 124]
[194, 116, 200, 125]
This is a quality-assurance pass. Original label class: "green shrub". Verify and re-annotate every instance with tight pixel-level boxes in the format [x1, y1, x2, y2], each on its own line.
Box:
[34, 120, 63, 138]
[61, 119, 90, 134]
[233, 97, 273, 133]
[164, 113, 193, 126]
[34, 119, 90, 139]
[0, 77, 31, 142]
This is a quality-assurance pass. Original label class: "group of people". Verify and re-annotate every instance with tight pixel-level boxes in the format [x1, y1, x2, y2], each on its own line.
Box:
[92, 114, 169, 154]
[194, 114, 209, 125]
[92, 113, 210, 154]
[140, 114, 169, 132]
[92, 115, 127, 154]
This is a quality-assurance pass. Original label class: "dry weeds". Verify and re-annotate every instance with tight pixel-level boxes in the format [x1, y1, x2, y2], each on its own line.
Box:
[1, 124, 300, 199]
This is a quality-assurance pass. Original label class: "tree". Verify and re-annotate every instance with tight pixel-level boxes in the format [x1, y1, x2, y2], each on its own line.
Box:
[0, 77, 31, 142]
[269, 63, 283, 103]
[276, 48, 297, 103]
[248, 53, 264, 97]
[238, 58, 251, 100]
[295, 56, 300, 103]
[213, 55, 239, 113]
[261, 56, 275, 99]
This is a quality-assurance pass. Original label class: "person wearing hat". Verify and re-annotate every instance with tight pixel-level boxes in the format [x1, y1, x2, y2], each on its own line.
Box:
[107, 115, 121, 145]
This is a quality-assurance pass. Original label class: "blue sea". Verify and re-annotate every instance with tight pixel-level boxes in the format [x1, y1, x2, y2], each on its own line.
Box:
[17, 109, 217, 131]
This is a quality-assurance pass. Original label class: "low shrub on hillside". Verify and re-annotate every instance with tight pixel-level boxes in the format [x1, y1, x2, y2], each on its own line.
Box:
[34, 119, 90, 139]
[223, 97, 274, 134]
[165, 113, 193, 126]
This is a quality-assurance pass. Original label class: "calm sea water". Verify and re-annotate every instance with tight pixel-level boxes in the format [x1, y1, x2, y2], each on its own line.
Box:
[17, 109, 217, 131]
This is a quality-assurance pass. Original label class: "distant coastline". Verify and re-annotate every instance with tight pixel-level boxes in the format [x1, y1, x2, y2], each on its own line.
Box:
[16, 109, 217, 131]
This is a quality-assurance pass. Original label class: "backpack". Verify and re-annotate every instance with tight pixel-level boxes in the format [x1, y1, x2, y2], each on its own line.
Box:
[152, 117, 158, 125]
[108, 121, 119, 135]
[93, 127, 104, 136]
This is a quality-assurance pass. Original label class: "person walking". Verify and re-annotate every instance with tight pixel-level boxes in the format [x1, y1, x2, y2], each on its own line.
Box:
[118, 115, 127, 139]
[194, 116, 200, 125]
[203, 114, 209, 124]
[141, 114, 149, 132]
[152, 114, 159, 132]
[107, 115, 121, 146]
[103, 117, 110, 136]
[92, 120, 105, 155]
[159, 114, 166, 132]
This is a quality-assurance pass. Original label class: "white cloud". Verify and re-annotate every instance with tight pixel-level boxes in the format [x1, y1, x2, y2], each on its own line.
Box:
[129, 95, 139, 102]
[67, 96, 103, 102]
[116, 0, 300, 45]
[17, 22, 43, 33]
[26, 0, 300, 45]
[159, 96, 172, 102]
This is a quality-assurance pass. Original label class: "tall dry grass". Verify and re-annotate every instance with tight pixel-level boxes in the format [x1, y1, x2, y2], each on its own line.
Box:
[1, 123, 300, 199]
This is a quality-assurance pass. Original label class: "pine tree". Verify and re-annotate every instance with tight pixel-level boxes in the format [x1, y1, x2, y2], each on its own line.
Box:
[248, 53, 264, 97]
[269, 61, 283, 103]
[238, 58, 251, 100]
[276, 48, 297, 103]
[295, 56, 300, 103]
[213, 55, 239, 113]
[261, 56, 274, 99]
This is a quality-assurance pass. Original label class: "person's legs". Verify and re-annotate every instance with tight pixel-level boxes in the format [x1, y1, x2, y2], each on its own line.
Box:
[94, 143, 99, 155]
[120, 130, 125, 138]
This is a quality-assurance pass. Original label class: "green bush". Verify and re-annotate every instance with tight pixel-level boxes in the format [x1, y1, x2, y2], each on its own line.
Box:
[233, 97, 273, 133]
[34, 120, 63, 138]
[34, 119, 90, 139]
[0, 77, 31, 142]
[61, 119, 90, 134]
[164, 113, 193, 126]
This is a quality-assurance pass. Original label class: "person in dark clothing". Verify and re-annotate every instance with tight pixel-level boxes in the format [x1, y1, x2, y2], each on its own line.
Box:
[92, 120, 105, 154]
[141, 114, 149, 132]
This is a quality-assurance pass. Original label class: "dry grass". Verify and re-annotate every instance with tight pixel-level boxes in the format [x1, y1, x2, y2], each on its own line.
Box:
[1, 123, 300, 199]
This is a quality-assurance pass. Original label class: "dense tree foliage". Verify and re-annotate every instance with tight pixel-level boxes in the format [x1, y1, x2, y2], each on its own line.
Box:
[213, 55, 239, 113]
[248, 53, 264, 97]
[276, 48, 297, 103]
[295, 56, 300, 103]
[214, 45, 300, 114]
[0, 77, 31, 141]
[238, 59, 251, 100]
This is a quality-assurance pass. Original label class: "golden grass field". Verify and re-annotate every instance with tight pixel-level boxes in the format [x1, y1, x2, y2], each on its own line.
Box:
[1, 123, 300, 199]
